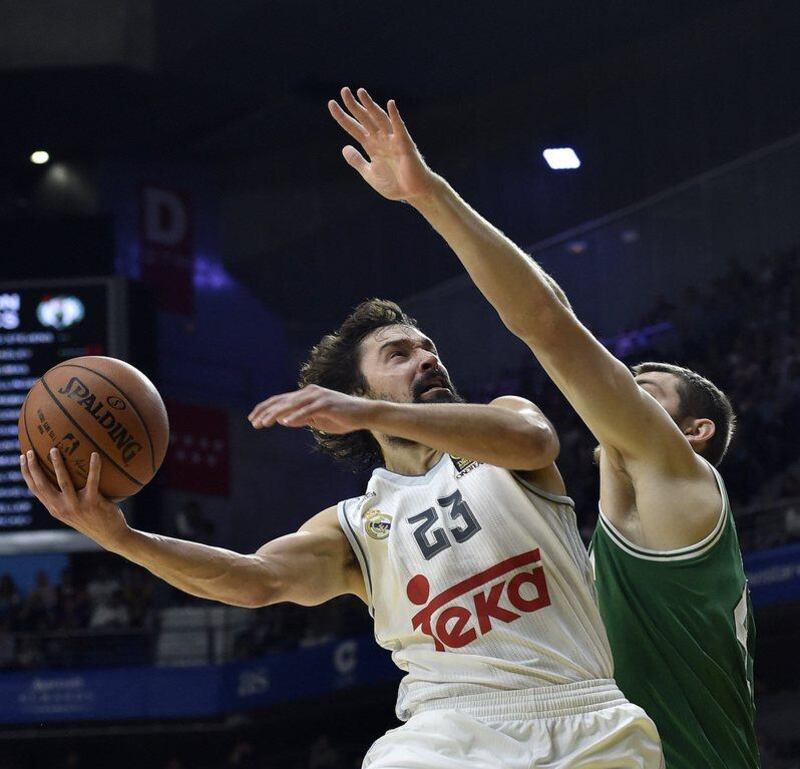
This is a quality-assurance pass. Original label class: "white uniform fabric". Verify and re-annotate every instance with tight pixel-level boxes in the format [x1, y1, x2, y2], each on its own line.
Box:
[363, 681, 664, 769]
[337, 454, 615, 721]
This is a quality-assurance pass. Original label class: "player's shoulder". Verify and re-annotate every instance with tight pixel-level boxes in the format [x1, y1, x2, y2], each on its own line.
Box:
[611, 455, 727, 550]
[333, 489, 379, 530]
[298, 504, 342, 534]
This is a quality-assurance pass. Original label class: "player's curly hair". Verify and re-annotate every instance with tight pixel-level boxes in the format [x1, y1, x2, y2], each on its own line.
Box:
[298, 298, 419, 470]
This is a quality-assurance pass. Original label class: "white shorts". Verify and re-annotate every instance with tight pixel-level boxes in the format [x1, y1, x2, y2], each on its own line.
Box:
[363, 679, 664, 769]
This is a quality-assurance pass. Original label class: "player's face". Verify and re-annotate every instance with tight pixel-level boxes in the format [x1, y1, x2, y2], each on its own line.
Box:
[357, 325, 462, 405]
[633, 371, 683, 422]
[593, 371, 685, 464]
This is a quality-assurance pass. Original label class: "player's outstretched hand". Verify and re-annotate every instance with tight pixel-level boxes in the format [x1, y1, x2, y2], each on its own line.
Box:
[328, 87, 436, 202]
[249, 385, 376, 435]
[20, 449, 131, 552]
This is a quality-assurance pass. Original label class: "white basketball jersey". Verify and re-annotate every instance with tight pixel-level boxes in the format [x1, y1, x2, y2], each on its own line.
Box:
[337, 453, 614, 721]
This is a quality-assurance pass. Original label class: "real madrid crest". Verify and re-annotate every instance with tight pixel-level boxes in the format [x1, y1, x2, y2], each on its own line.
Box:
[364, 508, 392, 540]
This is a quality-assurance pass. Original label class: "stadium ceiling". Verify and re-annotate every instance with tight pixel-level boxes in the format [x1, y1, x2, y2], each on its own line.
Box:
[1, 1, 799, 320]
[0, 0, 777, 164]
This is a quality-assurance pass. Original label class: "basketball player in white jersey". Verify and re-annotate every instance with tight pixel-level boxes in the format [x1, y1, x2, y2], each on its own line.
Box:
[21, 303, 662, 768]
[19, 118, 662, 769]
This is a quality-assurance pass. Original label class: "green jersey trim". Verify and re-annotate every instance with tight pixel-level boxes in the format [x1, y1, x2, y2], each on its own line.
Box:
[597, 460, 729, 562]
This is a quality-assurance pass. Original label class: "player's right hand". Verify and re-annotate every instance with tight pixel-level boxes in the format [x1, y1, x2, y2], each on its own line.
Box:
[328, 87, 437, 203]
[20, 449, 132, 553]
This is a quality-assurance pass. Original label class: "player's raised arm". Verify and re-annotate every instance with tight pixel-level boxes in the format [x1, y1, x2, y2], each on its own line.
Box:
[249, 384, 559, 472]
[328, 88, 700, 478]
[19, 449, 363, 608]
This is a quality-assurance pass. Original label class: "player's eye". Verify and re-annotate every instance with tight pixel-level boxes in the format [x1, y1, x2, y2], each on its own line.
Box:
[390, 350, 406, 359]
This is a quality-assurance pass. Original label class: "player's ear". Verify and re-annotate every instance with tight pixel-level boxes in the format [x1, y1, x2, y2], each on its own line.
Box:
[684, 418, 715, 448]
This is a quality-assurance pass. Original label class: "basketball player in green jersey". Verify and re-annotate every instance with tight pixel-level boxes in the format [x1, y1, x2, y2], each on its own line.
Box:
[329, 87, 759, 769]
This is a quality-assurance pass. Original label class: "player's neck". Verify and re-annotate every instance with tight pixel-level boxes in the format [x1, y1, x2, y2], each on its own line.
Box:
[381, 444, 443, 477]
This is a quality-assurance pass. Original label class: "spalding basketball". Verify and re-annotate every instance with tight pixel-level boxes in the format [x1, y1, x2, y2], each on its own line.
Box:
[18, 356, 169, 500]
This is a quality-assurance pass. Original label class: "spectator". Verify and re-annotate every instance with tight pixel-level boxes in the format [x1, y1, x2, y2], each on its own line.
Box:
[86, 564, 121, 610]
[55, 567, 90, 630]
[89, 590, 131, 630]
[227, 739, 257, 769]
[0, 616, 15, 669]
[0, 574, 21, 624]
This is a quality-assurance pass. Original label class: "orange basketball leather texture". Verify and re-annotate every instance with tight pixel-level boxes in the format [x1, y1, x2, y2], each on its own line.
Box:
[18, 356, 169, 500]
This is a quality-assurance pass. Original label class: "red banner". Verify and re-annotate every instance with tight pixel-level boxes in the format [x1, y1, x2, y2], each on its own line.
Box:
[164, 400, 229, 496]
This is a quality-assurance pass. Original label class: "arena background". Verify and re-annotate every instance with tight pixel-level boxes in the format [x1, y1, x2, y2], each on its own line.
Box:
[0, 2, 798, 767]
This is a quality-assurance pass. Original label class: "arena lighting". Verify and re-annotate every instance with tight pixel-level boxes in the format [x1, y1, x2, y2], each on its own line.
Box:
[543, 147, 580, 170]
[29, 150, 50, 165]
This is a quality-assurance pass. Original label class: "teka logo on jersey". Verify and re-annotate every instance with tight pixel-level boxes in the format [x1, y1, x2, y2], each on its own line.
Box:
[406, 549, 551, 651]
[57, 376, 142, 465]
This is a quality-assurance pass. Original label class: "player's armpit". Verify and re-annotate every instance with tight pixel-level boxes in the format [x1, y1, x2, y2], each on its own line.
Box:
[253, 506, 366, 607]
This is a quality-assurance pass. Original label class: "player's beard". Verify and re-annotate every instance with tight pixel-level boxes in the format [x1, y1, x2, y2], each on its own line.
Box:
[375, 369, 464, 449]
[411, 368, 463, 405]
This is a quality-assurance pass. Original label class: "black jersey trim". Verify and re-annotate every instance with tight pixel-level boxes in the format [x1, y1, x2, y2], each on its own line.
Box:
[511, 471, 575, 507]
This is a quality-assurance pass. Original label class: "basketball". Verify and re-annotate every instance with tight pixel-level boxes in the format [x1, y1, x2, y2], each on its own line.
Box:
[18, 356, 169, 500]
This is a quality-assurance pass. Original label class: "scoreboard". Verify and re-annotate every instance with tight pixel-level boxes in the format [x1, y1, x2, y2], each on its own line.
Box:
[0, 278, 128, 553]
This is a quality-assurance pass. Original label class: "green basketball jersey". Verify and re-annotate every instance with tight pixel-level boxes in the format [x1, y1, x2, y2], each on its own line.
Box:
[589, 463, 759, 769]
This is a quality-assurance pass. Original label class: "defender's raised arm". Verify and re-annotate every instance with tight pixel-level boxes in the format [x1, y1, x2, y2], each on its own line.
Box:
[328, 88, 703, 478]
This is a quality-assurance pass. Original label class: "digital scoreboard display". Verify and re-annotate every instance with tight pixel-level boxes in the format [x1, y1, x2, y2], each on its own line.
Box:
[0, 278, 127, 552]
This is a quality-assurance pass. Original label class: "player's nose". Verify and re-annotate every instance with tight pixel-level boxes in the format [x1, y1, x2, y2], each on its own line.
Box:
[418, 351, 438, 371]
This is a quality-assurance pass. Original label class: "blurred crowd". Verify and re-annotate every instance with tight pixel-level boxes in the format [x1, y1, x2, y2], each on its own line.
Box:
[0, 558, 370, 671]
[0, 561, 153, 670]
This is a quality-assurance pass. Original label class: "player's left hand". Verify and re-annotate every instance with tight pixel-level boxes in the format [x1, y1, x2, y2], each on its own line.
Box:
[328, 87, 436, 203]
[19, 449, 131, 552]
[248, 385, 376, 434]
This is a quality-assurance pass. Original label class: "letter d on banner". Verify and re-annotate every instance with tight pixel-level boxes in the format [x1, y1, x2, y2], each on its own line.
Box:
[139, 184, 194, 316]
[143, 188, 189, 247]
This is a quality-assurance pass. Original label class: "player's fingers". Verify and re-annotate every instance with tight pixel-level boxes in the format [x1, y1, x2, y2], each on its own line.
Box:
[22, 450, 59, 507]
[49, 448, 79, 507]
[342, 145, 370, 175]
[253, 390, 308, 423]
[387, 100, 414, 146]
[249, 392, 300, 424]
[282, 402, 323, 426]
[85, 452, 102, 503]
[328, 100, 368, 144]
[248, 401, 270, 421]
[248, 392, 290, 420]
[357, 88, 392, 133]
[19, 453, 39, 495]
[254, 400, 297, 428]
[249, 402, 277, 424]
[272, 391, 319, 425]
[341, 87, 379, 134]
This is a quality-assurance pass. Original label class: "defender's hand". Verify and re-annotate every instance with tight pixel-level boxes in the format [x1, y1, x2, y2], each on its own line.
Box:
[20, 449, 131, 552]
[328, 87, 436, 202]
[248, 385, 377, 435]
